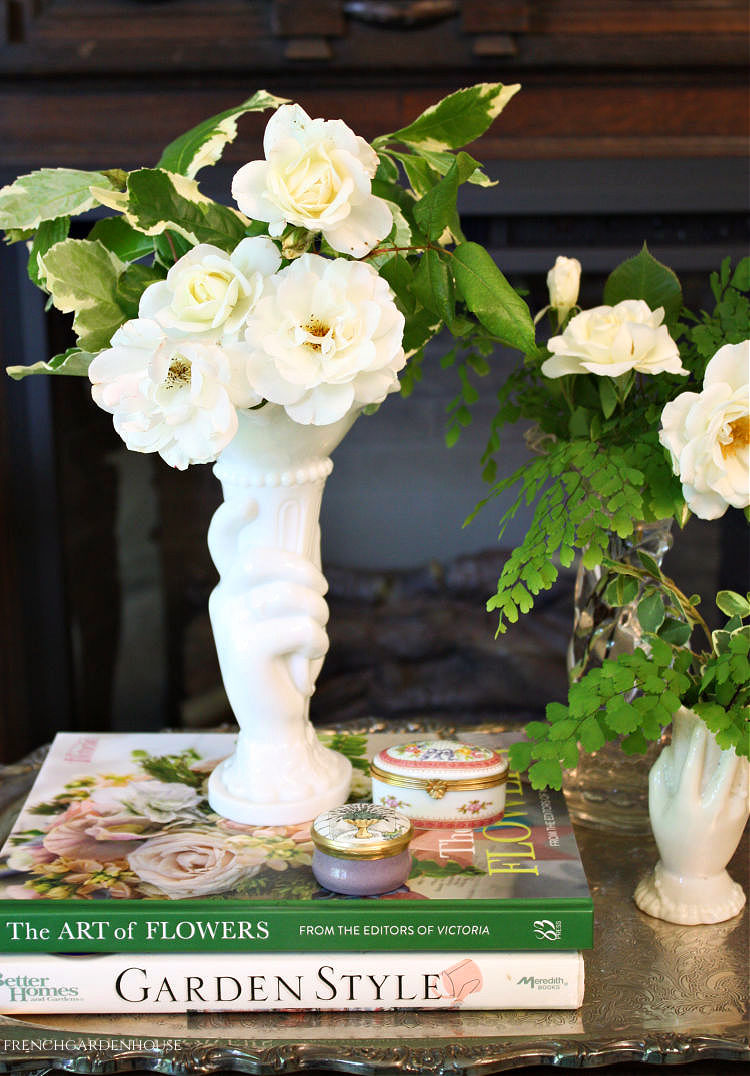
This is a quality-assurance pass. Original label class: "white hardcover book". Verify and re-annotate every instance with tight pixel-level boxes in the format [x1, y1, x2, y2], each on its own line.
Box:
[0, 950, 584, 1013]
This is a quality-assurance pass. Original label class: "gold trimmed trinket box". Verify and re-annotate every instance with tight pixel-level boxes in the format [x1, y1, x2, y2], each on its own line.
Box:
[310, 803, 414, 895]
[370, 739, 508, 829]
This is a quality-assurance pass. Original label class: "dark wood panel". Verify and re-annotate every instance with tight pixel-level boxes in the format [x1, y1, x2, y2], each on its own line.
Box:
[0, 76, 746, 171]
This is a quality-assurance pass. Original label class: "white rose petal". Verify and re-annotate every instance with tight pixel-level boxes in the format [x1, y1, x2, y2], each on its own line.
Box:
[232, 104, 392, 259]
[547, 255, 581, 318]
[139, 237, 281, 339]
[90, 781, 202, 823]
[242, 253, 405, 426]
[659, 339, 750, 519]
[542, 299, 687, 379]
[88, 318, 260, 469]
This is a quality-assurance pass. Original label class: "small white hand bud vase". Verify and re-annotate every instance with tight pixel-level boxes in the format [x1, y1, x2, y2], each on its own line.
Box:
[206, 404, 357, 825]
[634, 707, 749, 924]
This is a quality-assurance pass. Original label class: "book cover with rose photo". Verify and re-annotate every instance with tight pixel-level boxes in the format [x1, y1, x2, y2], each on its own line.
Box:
[0, 731, 593, 954]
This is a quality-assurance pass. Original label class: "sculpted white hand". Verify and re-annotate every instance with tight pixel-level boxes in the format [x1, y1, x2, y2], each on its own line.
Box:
[209, 547, 329, 725]
[205, 404, 356, 824]
[634, 708, 749, 924]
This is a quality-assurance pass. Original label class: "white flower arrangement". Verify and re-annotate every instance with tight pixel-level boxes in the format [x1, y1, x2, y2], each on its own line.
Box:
[1, 84, 535, 470]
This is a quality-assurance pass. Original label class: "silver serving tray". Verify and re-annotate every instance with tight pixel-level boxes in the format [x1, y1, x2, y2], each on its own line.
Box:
[0, 724, 747, 1073]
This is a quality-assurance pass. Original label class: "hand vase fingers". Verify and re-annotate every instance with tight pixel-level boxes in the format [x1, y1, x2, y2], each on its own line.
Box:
[673, 720, 710, 804]
[648, 752, 673, 814]
[702, 750, 748, 816]
[207, 497, 258, 574]
[271, 614, 329, 663]
[245, 579, 329, 629]
[236, 544, 328, 596]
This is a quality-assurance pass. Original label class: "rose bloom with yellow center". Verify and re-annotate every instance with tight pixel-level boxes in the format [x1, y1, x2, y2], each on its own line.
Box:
[659, 339, 750, 519]
[242, 253, 405, 426]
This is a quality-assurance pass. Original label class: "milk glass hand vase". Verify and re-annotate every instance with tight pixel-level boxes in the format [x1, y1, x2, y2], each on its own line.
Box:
[634, 707, 749, 924]
[206, 405, 359, 825]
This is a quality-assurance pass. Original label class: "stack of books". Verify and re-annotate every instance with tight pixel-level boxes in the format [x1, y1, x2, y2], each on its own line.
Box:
[0, 729, 592, 1013]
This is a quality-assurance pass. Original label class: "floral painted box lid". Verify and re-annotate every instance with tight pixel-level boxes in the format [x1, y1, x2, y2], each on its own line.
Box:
[0, 729, 592, 954]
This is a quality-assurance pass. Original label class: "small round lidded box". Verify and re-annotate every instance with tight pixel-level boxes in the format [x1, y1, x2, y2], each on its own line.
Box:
[310, 803, 414, 895]
[370, 739, 509, 829]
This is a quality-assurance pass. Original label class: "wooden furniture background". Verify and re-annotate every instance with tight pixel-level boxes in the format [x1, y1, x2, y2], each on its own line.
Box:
[0, 0, 748, 762]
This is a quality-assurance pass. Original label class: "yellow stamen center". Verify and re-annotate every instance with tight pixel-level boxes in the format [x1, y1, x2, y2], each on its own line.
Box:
[719, 415, 750, 458]
[164, 357, 192, 389]
[303, 318, 330, 352]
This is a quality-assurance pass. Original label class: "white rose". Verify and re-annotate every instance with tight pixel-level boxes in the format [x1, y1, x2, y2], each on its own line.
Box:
[127, 829, 259, 898]
[542, 299, 687, 379]
[659, 339, 749, 519]
[547, 255, 581, 319]
[242, 253, 405, 425]
[139, 237, 281, 338]
[90, 781, 202, 824]
[231, 104, 392, 259]
[89, 319, 260, 469]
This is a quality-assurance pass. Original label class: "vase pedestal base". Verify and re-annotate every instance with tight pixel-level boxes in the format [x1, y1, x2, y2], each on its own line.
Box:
[634, 860, 747, 925]
[208, 748, 352, 826]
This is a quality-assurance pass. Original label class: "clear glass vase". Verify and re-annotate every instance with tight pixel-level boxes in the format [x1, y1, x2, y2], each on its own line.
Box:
[563, 520, 674, 832]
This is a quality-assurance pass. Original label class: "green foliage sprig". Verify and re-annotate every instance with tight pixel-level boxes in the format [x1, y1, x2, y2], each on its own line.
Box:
[509, 569, 750, 789]
[1, 83, 536, 384]
[470, 249, 749, 635]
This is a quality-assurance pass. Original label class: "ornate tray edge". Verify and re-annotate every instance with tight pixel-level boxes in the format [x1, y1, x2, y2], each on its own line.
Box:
[1, 1034, 749, 1074]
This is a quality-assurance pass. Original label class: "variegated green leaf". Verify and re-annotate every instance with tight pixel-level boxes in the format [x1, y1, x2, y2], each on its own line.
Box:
[411, 147, 496, 187]
[157, 90, 289, 179]
[40, 238, 128, 352]
[97, 169, 248, 251]
[87, 217, 155, 262]
[383, 83, 520, 152]
[7, 346, 96, 380]
[29, 216, 70, 287]
[0, 169, 116, 232]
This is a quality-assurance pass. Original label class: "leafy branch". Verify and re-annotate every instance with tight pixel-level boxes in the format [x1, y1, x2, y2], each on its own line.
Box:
[509, 581, 750, 790]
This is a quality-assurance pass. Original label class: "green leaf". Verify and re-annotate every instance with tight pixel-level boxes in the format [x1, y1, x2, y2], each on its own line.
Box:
[716, 590, 750, 619]
[606, 697, 640, 734]
[730, 257, 750, 292]
[598, 377, 618, 419]
[385, 83, 520, 152]
[658, 617, 692, 646]
[579, 715, 606, 752]
[603, 243, 682, 329]
[28, 216, 70, 287]
[0, 168, 116, 232]
[508, 739, 533, 772]
[115, 263, 165, 319]
[637, 551, 662, 579]
[413, 249, 455, 325]
[378, 256, 416, 315]
[545, 701, 569, 723]
[528, 759, 564, 791]
[402, 306, 441, 357]
[88, 217, 156, 262]
[411, 147, 495, 187]
[103, 169, 247, 252]
[452, 242, 535, 352]
[40, 238, 128, 352]
[157, 90, 288, 178]
[414, 159, 460, 241]
[397, 154, 440, 198]
[7, 347, 95, 380]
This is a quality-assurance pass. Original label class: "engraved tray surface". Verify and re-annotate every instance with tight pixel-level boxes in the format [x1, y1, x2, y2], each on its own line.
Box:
[0, 727, 747, 1074]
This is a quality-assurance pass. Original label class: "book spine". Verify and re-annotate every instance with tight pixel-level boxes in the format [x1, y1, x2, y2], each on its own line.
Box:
[0, 902, 593, 953]
[0, 950, 584, 1012]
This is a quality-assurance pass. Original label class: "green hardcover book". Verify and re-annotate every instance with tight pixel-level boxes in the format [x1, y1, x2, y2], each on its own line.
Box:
[0, 730, 593, 954]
